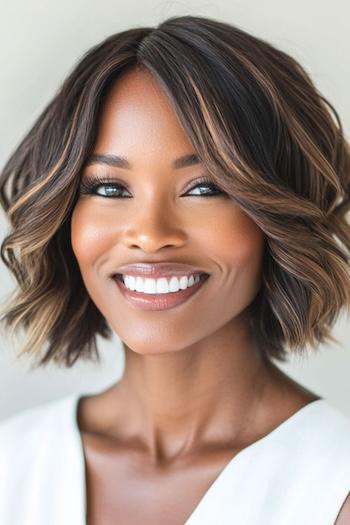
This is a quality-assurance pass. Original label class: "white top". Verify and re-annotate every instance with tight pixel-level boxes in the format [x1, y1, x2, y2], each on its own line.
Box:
[1, 394, 350, 525]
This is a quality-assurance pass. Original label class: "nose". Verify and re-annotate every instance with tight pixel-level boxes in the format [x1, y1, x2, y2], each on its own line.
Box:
[120, 203, 187, 252]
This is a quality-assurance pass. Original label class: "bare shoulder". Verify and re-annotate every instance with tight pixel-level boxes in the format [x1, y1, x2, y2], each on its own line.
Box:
[334, 492, 350, 524]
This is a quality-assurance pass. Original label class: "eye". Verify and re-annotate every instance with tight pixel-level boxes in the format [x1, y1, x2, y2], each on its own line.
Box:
[186, 177, 225, 197]
[79, 176, 130, 198]
[79, 175, 226, 198]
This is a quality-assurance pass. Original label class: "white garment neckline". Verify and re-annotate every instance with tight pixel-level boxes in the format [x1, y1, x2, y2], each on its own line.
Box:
[68, 394, 326, 525]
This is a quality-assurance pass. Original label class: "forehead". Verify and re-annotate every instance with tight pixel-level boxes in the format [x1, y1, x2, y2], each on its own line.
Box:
[92, 66, 194, 158]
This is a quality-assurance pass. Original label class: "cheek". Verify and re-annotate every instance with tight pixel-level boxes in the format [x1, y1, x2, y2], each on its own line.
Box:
[70, 198, 265, 290]
[226, 224, 264, 273]
[70, 201, 114, 269]
[201, 205, 265, 275]
[203, 209, 265, 329]
[211, 209, 266, 315]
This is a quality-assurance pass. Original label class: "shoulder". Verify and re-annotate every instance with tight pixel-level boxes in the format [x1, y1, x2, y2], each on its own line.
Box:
[0, 395, 80, 522]
[335, 492, 350, 524]
[0, 400, 51, 448]
[0, 395, 76, 469]
[297, 399, 350, 447]
[300, 400, 350, 468]
[0, 395, 68, 434]
[288, 400, 350, 523]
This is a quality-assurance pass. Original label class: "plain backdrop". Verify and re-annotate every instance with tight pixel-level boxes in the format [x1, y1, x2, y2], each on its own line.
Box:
[0, 0, 349, 420]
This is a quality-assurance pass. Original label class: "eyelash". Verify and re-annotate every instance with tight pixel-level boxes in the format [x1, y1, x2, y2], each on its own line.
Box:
[79, 174, 226, 198]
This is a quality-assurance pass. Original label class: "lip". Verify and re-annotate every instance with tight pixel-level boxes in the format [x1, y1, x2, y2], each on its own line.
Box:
[113, 273, 210, 311]
[112, 262, 210, 279]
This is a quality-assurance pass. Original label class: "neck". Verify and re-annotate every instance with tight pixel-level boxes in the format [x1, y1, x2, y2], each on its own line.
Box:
[101, 320, 274, 461]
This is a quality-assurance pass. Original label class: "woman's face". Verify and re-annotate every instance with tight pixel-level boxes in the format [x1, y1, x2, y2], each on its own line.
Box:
[70, 66, 266, 355]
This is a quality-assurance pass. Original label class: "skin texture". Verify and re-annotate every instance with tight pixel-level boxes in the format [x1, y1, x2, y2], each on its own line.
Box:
[70, 65, 324, 524]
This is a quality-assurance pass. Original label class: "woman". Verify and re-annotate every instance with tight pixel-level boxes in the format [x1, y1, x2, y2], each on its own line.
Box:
[0, 14, 350, 525]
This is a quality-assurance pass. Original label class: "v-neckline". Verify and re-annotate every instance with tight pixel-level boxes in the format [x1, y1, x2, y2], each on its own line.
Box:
[69, 394, 325, 525]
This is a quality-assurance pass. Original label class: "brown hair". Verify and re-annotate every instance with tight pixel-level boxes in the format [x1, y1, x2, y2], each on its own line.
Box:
[1, 15, 349, 369]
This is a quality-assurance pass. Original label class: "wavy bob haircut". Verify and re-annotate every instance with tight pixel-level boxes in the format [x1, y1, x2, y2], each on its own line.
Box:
[0, 15, 350, 369]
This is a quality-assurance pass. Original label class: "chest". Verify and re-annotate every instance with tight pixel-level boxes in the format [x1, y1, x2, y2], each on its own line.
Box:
[82, 433, 238, 525]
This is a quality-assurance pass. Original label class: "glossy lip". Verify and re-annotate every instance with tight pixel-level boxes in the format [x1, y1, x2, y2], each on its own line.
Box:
[113, 273, 210, 311]
[112, 262, 209, 279]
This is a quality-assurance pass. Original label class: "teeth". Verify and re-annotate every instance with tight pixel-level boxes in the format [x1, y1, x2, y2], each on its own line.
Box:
[122, 274, 202, 294]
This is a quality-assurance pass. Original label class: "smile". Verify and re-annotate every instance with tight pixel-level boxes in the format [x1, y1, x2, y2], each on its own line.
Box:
[113, 273, 210, 311]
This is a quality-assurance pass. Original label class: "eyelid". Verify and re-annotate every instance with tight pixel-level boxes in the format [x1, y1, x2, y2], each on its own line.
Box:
[183, 175, 217, 191]
[81, 172, 128, 186]
[80, 173, 216, 192]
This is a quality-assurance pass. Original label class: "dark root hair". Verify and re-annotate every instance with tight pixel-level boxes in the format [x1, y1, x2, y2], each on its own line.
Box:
[1, 15, 349, 368]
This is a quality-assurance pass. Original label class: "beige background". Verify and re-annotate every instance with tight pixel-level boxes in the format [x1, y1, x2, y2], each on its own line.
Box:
[0, 0, 349, 420]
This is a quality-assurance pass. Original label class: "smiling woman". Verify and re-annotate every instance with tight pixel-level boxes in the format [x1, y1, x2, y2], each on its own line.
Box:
[70, 65, 266, 334]
[0, 14, 350, 525]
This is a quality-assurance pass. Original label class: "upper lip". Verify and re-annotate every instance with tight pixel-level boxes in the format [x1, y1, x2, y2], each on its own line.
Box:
[112, 262, 210, 279]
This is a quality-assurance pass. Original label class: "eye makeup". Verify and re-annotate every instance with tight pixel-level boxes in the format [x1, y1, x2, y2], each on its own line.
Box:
[79, 173, 226, 199]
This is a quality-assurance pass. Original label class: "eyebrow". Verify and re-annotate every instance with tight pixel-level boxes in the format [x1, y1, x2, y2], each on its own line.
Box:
[84, 153, 201, 170]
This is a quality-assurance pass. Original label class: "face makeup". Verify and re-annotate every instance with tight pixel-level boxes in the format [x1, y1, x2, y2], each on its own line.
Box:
[112, 272, 210, 311]
[70, 66, 266, 356]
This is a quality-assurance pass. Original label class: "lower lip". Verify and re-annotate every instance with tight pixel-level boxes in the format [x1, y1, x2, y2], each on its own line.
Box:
[113, 274, 210, 311]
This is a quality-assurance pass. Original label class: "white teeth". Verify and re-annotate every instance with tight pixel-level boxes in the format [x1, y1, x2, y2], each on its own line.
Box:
[122, 274, 201, 294]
